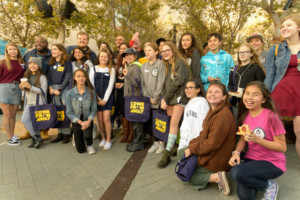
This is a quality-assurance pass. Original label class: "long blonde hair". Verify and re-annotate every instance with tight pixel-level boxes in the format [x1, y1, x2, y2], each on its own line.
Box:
[237, 43, 263, 70]
[0, 43, 24, 70]
[98, 48, 113, 74]
[162, 41, 190, 77]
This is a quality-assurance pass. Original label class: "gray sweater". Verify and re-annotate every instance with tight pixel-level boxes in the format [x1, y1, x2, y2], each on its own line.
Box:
[141, 59, 165, 108]
[124, 63, 142, 97]
[24, 75, 48, 105]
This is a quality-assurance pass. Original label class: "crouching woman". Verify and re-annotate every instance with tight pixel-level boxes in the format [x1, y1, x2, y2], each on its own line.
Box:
[65, 69, 97, 154]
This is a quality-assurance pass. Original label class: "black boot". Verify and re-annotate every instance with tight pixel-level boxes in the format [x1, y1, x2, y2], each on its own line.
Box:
[28, 137, 36, 148]
[34, 135, 44, 149]
[126, 122, 144, 152]
[50, 133, 63, 143]
[62, 134, 71, 144]
[157, 150, 171, 168]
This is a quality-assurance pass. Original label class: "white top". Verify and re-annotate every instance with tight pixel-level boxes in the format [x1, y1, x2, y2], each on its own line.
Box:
[179, 97, 210, 150]
[71, 60, 93, 73]
[89, 66, 116, 101]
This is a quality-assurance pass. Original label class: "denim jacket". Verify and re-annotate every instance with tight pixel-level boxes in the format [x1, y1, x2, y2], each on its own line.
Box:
[264, 41, 300, 93]
[65, 85, 97, 123]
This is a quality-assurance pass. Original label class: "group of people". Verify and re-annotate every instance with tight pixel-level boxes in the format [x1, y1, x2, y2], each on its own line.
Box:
[0, 13, 299, 200]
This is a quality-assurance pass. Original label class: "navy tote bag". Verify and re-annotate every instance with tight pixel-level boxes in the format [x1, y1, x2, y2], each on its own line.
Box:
[152, 109, 170, 143]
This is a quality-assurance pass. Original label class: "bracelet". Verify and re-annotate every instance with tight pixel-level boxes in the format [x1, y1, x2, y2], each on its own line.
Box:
[232, 151, 240, 156]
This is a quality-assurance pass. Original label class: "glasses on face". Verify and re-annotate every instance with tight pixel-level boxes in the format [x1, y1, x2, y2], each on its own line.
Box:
[238, 51, 250, 55]
[185, 86, 196, 91]
[161, 49, 172, 54]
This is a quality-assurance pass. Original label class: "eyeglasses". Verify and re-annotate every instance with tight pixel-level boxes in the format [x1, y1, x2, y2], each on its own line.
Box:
[161, 49, 172, 54]
[238, 51, 250, 55]
[185, 87, 196, 91]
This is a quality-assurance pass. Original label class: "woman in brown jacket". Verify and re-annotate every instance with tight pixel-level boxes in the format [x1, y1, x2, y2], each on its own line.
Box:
[183, 81, 236, 195]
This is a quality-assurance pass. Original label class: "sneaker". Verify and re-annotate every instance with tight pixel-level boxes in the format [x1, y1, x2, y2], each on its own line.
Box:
[7, 139, 21, 146]
[99, 139, 106, 148]
[87, 145, 96, 155]
[155, 141, 165, 154]
[217, 171, 230, 195]
[262, 180, 279, 200]
[103, 142, 112, 150]
[148, 142, 159, 153]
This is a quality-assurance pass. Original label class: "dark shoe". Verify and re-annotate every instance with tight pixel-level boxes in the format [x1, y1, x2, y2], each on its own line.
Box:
[217, 171, 230, 195]
[170, 143, 179, 157]
[28, 138, 35, 148]
[157, 150, 171, 168]
[62, 134, 71, 144]
[50, 133, 63, 143]
[34, 135, 44, 149]
[126, 143, 144, 152]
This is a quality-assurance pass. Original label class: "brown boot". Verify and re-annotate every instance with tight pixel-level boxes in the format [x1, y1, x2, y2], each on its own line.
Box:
[19, 130, 31, 140]
[120, 117, 129, 143]
[126, 122, 133, 143]
[40, 129, 50, 140]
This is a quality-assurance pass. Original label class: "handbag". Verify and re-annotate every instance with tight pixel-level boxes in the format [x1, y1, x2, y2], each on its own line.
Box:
[152, 108, 170, 143]
[29, 88, 57, 130]
[52, 96, 71, 128]
[175, 154, 198, 182]
[124, 78, 151, 122]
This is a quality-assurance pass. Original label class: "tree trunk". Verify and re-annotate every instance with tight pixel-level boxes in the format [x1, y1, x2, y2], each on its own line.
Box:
[58, 25, 65, 44]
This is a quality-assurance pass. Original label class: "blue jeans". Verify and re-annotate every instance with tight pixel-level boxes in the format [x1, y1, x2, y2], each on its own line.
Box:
[230, 159, 283, 200]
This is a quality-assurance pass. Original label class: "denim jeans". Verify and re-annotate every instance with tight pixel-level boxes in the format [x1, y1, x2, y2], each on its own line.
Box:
[230, 159, 283, 200]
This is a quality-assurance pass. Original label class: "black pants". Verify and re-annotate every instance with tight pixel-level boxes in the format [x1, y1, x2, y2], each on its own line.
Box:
[72, 123, 93, 153]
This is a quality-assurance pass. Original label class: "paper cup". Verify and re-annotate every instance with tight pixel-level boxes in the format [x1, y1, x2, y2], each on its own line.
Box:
[20, 78, 28, 82]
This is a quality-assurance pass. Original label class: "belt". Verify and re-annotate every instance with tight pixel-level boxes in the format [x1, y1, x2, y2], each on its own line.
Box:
[12, 81, 20, 85]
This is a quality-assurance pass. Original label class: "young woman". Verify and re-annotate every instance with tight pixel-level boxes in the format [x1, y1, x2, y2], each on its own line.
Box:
[0, 43, 25, 146]
[183, 81, 236, 195]
[140, 42, 165, 154]
[65, 69, 97, 154]
[229, 81, 286, 200]
[157, 41, 190, 168]
[122, 48, 144, 152]
[48, 44, 72, 144]
[228, 43, 265, 123]
[246, 33, 268, 70]
[89, 48, 115, 150]
[70, 47, 93, 74]
[19, 57, 47, 148]
[178, 33, 202, 79]
[177, 79, 209, 152]
[264, 14, 300, 159]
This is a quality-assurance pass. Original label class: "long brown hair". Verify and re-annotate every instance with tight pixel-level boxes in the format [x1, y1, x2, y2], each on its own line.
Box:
[72, 69, 95, 100]
[237, 81, 280, 126]
[23, 63, 45, 88]
[97, 48, 114, 74]
[116, 43, 129, 74]
[237, 43, 263, 70]
[49, 44, 69, 66]
[0, 43, 24, 70]
[178, 33, 200, 58]
[162, 41, 190, 77]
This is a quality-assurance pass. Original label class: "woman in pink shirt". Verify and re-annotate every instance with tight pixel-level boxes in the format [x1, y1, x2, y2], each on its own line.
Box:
[229, 81, 286, 200]
[0, 43, 25, 146]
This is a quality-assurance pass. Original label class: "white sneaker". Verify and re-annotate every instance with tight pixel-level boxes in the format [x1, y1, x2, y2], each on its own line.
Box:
[103, 142, 112, 150]
[99, 139, 106, 148]
[148, 142, 159, 153]
[155, 141, 165, 154]
[87, 145, 96, 155]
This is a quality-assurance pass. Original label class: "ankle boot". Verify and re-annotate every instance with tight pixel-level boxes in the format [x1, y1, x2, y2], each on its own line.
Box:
[40, 129, 50, 140]
[50, 133, 63, 143]
[126, 122, 133, 143]
[120, 117, 129, 143]
[19, 130, 31, 140]
[126, 122, 144, 152]
[157, 150, 171, 168]
[34, 135, 44, 149]
[62, 134, 71, 144]
[28, 137, 36, 148]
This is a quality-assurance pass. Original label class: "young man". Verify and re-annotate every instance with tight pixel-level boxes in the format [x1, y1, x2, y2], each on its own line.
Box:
[66, 32, 96, 63]
[246, 33, 268, 70]
[200, 33, 234, 91]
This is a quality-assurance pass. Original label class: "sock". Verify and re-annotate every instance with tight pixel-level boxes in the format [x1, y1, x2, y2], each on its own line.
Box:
[166, 134, 177, 151]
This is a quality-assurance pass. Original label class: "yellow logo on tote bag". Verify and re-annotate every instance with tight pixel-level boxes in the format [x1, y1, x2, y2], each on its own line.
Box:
[155, 118, 167, 133]
[57, 111, 65, 121]
[35, 110, 51, 121]
[130, 102, 144, 114]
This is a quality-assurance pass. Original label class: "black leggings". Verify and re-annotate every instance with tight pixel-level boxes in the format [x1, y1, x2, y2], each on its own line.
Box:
[72, 123, 93, 153]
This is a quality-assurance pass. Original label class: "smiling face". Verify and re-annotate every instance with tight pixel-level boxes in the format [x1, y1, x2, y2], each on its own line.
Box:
[28, 62, 39, 74]
[161, 45, 174, 61]
[185, 81, 200, 100]
[238, 45, 253, 64]
[77, 34, 89, 48]
[74, 70, 86, 86]
[181, 35, 192, 50]
[51, 45, 63, 59]
[206, 85, 226, 109]
[243, 85, 265, 112]
[125, 53, 136, 64]
[145, 46, 158, 61]
[248, 38, 263, 52]
[119, 44, 127, 55]
[281, 19, 300, 40]
[115, 36, 125, 48]
[35, 37, 48, 51]
[99, 43, 108, 51]
[74, 49, 84, 61]
[208, 36, 222, 53]
[99, 52, 109, 65]
[6, 45, 19, 59]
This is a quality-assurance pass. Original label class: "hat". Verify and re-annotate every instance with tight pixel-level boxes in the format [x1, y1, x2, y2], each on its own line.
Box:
[122, 48, 137, 57]
[28, 57, 42, 68]
[246, 33, 264, 43]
